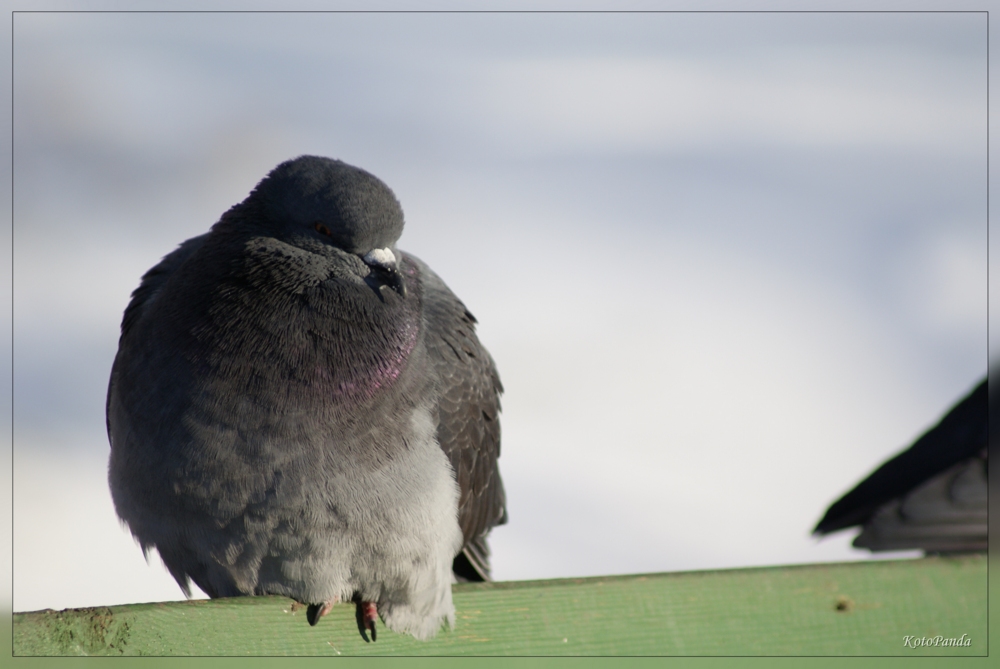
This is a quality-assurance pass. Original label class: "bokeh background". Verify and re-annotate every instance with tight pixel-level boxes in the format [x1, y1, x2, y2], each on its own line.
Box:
[8, 8, 990, 612]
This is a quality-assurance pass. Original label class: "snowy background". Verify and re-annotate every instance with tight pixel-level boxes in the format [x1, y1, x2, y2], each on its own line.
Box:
[8, 8, 990, 612]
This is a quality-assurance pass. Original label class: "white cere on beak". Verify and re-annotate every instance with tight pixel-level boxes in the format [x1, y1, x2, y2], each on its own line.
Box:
[363, 247, 396, 268]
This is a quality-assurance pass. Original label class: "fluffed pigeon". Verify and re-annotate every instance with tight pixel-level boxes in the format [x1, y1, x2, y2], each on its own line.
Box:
[107, 156, 506, 641]
[813, 377, 986, 553]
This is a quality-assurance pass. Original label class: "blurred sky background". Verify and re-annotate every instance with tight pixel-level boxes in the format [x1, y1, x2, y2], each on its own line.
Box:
[6, 5, 994, 613]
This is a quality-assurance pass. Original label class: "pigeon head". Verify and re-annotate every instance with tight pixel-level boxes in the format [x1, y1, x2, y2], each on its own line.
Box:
[249, 155, 408, 294]
[249, 155, 404, 251]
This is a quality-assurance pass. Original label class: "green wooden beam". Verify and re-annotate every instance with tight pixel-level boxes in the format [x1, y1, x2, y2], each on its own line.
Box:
[13, 555, 985, 656]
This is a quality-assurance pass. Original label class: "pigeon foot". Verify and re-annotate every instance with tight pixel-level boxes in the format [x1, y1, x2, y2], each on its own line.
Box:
[356, 600, 378, 642]
[306, 598, 338, 626]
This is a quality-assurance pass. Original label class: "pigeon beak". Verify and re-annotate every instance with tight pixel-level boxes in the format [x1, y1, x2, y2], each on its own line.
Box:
[362, 248, 407, 298]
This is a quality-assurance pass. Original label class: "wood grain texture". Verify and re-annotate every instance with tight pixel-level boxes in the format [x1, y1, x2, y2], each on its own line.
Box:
[13, 555, 986, 656]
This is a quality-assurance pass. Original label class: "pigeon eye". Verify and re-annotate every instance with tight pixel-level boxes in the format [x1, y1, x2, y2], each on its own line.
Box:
[314, 222, 333, 237]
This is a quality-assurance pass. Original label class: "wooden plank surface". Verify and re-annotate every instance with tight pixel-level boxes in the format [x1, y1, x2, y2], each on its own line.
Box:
[13, 555, 986, 656]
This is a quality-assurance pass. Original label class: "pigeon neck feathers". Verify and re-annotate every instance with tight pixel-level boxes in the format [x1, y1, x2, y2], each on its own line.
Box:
[158, 157, 422, 410]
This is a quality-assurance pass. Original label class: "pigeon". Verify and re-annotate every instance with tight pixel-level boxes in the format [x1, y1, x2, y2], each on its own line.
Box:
[107, 156, 506, 641]
[813, 377, 986, 553]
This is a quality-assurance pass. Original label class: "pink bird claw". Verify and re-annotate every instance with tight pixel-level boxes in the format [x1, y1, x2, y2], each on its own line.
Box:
[306, 598, 337, 626]
[359, 601, 378, 642]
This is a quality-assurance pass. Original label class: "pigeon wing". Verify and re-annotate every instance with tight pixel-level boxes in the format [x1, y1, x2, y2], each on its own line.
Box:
[116, 233, 210, 343]
[813, 378, 987, 536]
[411, 255, 506, 581]
[108, 233, 209, 434]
